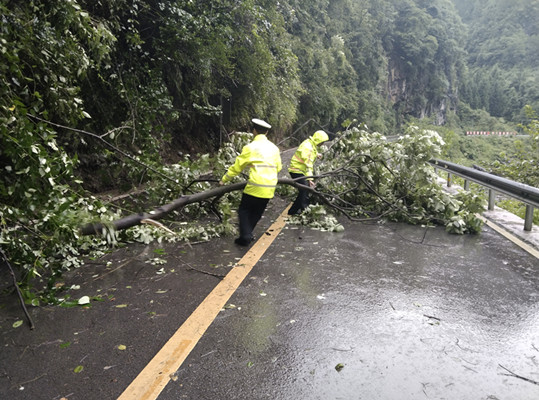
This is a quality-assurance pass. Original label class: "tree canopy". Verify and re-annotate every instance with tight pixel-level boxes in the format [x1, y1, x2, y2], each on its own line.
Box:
[454, 0, 539, 121]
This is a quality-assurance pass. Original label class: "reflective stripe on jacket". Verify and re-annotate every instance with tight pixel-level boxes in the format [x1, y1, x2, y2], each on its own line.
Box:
[221, 134, 282, 199]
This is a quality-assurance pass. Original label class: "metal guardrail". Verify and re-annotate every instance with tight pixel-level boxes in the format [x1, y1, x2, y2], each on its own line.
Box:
[429, 159, 539, 231]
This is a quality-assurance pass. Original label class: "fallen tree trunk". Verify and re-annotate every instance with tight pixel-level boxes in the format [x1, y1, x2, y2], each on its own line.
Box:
[80, 178, 323, 236]
[81, 182, 246, 235]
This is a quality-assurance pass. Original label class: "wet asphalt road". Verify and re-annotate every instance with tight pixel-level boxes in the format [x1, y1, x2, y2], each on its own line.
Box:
[1, 196, 538, 400]
[159, 212, 539, 400]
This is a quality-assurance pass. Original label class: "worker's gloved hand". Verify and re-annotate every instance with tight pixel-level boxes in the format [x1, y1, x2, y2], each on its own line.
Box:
[309, 180, 316, 188]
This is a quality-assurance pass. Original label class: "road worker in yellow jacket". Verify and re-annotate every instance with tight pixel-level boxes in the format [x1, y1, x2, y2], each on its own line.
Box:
[220, 119, 282, 246]
[288, 130, 329, 215]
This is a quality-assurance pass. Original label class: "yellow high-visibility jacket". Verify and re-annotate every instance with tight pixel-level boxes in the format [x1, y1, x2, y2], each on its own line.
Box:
[221, 134, 282, 199]
[288, 130, 328, 180]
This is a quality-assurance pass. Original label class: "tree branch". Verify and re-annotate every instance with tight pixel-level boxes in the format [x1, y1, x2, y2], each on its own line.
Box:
[27, 114, 178, 184]
[1, 249, 35, 330]
[80, 182, 246, 235]
[80, 172, 404, 236]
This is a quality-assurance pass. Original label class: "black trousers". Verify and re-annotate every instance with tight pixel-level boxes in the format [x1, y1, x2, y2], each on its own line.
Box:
[237, 193, 270, 244]
[288, 172, 310, 215]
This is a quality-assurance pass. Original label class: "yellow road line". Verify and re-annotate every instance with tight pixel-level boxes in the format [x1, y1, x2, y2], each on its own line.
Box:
[118, 205, 290, 400]
[478, 215, 539, 259]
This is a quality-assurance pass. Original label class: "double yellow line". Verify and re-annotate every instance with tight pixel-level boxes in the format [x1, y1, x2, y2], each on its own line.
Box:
[118, 206, 290, 400]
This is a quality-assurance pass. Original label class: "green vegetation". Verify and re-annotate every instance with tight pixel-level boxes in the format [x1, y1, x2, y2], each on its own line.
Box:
[432, 104, 539, 223]
[0, 127, 244, 305]
[488, 106, 539, 187]
[436, 106, 538, 187]
[1, 0, 537, 304]
[485, 106, 539, 223]
[290, 126, 485, 235]
[454, 0, 539, 121]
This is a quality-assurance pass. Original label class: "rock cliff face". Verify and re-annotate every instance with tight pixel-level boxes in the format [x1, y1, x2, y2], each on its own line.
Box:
[386, 58, 458, 126]
[421, 97, 451, 126]
[387, 64, 407, 105]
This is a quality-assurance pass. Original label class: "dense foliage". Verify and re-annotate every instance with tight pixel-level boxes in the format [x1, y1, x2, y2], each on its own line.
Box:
[434, 108, 539, 224]
[454, 0, 539, 122]
[486, 106, 539, 187]
[432, 106, 539, 188]
[0, 128, 245, 305]
[0, 0, 537, 304]
[307, 126, 485, 234]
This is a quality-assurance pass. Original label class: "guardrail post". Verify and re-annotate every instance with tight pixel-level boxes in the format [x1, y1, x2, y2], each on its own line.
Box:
[429, 159, 539, 231]
[488, 189, 496, 211]
[524, 205, 534, 231]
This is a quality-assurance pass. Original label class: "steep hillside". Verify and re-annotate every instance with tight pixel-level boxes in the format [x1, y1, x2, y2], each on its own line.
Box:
[452, 0, 539, 121]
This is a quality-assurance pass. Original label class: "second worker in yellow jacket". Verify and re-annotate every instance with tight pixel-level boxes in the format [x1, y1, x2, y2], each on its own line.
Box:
[288, 130, 329, 215]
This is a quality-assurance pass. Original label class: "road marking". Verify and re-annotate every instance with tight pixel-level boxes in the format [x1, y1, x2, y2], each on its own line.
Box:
[478, 215, 539, 259]
[118, 205, 291, 400]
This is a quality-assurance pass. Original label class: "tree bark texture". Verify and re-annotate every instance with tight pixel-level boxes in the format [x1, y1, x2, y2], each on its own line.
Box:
[80, 179, 315, 236]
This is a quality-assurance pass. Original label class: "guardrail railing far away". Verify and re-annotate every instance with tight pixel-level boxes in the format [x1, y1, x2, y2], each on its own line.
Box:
[429, 159, 539, 231]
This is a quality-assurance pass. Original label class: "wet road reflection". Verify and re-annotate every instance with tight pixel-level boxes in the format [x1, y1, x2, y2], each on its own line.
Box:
[164, 220, 539, 400]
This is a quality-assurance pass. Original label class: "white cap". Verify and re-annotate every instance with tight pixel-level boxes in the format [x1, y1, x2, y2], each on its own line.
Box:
[251, 118, 271, 130]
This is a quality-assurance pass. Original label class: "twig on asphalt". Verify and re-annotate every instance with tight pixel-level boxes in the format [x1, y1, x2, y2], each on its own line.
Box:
[462, 365, 478, 373]
[455, 338, 477, 353]
[421, 382, 429, 397]
[91, 258, 134, 282]
[15, 373, 47, 387]
[498, 364, 539, 386]
[393, 228, 447, 248]
[184, 263, 226, 279]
